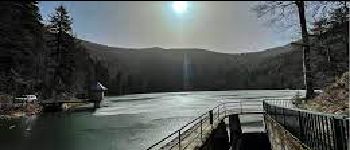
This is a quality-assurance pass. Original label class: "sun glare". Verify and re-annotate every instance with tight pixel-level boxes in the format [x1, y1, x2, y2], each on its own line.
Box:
[172, 1, 188, 14]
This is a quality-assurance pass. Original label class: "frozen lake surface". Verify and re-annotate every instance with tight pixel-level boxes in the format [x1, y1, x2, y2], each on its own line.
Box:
[0, 90, 304, 150]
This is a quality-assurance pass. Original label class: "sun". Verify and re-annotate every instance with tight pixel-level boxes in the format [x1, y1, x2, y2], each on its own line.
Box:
[172, 1, 188, 14]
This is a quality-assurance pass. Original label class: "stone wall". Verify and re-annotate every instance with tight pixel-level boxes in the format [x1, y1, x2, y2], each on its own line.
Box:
[265, 115, 310, 150]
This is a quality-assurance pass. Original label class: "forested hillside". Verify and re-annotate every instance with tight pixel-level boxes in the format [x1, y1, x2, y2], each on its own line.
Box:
[0, 1, 348, 97]
[83, 42, 305, 94]
[0, 2, 109, 98]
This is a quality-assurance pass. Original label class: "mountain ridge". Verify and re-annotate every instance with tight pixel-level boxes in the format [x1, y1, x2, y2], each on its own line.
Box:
[81, 40, 303, 94]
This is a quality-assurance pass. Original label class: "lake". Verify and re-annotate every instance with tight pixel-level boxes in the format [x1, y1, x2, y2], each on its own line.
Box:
[0, 90, 304, 150]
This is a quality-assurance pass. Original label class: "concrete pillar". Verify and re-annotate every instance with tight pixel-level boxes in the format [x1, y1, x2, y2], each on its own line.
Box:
[93, 101, 101, 108]
[213, 120, 230, 150]
[229, 114, 242, 150]
[58, 102, 63, 111]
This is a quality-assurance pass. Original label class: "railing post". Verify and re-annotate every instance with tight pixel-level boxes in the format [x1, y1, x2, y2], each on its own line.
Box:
[320, 115, 326, 150]
[178, 130, 181, 150]
[223, 103, 226, 117]
[209, 110, 213, 125]
[315, 115, 321, 150]
[282, 107, 285, 126]
[344, 119, 350, 149]
[217, 105, 220, 122]
[326, 116, 331, 150]
[314, 114, 318, 149]
[265, 102, 269, 115]
[200, 116, 202, 142]
[311, 114, 315, 149]
[298, 111, 304, 141]
[240, 100, 243, 113]
[305, 112, 309, 145]
[345, 119, 349, 150]
[330, 117, 336, 150]
[209, 110, 214, 130]
[321, 116, 327, 150]
[334, 118, 344, 150]
[274, 105, 277, 120]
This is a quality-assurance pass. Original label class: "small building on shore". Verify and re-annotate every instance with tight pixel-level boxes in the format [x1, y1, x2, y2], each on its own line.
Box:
[89, 82, 108, 108]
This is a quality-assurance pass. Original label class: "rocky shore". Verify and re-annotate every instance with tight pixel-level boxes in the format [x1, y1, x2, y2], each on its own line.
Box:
[0, 101, 42, 119]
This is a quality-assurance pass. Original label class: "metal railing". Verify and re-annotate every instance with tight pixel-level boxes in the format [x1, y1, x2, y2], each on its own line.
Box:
[146, 99, 266, 150]
[147, 98, 349, 150]
[146, 104, 224, 150]
[263, 101, 350, 150]
[264, 98, 297, 108]
[265, 114, 311, 150]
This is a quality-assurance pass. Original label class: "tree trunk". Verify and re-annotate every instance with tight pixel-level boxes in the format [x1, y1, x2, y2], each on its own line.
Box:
[296, 1, 314, 99]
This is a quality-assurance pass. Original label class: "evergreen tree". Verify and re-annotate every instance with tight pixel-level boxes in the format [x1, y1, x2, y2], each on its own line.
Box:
[0, 1, 44, 95]
[46, 5, 76, 93]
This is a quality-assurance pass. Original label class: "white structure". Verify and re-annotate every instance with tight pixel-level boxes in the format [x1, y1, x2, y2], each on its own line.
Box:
[14, 95, 37, 103]
[90, 82, 108, 108]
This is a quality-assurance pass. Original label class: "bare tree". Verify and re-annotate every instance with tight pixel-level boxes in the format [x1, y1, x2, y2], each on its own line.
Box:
[295, 1, 314, 99]
[252, 1, 348, 99]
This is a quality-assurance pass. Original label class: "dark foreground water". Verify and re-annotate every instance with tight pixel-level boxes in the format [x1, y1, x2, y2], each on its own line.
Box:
[0, 90, 304, 150]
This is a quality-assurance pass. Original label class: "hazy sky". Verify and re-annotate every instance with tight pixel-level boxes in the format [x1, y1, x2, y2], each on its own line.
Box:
[39, 1, 294, 53]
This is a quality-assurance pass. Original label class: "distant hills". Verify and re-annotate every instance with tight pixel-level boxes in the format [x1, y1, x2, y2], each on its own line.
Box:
[82, 41, 306, 95]
[74, 18, 350, 95]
